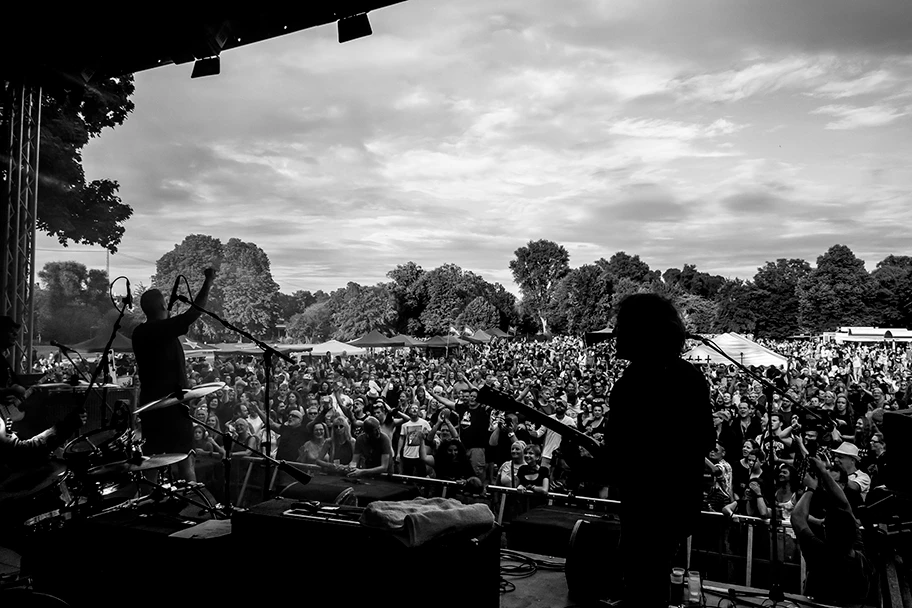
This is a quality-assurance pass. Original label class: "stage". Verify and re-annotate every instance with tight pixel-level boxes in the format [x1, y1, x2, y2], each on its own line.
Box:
[500, 551, 845, 608]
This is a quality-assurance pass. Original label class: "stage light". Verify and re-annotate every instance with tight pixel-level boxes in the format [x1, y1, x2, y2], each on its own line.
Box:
[338, 13, 372, 43]
[191, 56, 220, 78]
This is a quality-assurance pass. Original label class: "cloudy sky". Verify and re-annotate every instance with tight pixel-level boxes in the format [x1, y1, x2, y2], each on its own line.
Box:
[37, 0, 912, 295]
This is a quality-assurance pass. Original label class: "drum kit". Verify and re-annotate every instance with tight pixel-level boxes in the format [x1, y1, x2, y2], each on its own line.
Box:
[0, 382, 228, 541]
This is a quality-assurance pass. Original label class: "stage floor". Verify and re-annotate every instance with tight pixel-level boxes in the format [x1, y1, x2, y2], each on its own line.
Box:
[500, 552, 841, 608]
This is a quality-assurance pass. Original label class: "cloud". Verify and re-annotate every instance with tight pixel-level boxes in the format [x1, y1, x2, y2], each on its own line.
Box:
[812, 70, 896, 98]
[608, 118, 743, 140]
[671, 56, 833, 103]
[810, 104, 908, 129]
[28, 0, 912, 297]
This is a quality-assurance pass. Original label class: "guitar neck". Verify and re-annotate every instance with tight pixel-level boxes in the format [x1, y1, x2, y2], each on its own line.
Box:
[476, 385, 602, 456]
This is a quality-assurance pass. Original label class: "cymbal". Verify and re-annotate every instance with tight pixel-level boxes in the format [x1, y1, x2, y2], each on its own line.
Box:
[0, 460, 67, 504]
[134, 382, 227, 415]
[85, 453, 188, 479]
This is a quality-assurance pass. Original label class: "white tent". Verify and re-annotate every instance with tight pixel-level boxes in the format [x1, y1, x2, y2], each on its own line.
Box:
[831, 327, 912, 343]
[305, 340, 367, 357]
[684, 332, 788, 367]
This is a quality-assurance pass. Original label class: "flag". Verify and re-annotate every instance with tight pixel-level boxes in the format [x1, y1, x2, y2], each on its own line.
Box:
[449, 326, 460, 336]
[463, 325, 474, 336]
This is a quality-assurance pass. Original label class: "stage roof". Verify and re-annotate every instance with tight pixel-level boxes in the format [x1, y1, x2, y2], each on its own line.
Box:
[0, 3, 407, 86]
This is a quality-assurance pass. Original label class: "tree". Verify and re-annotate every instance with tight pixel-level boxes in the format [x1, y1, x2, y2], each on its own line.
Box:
[457, 296, 499, 331]
[153, 234, 225, 340]
[599, 252, 659, 284]
[329, 283, 396, 340]
[871, 255, 912, 327]
[287, 301, 334, 343]
[676, 293, 717, 334]
[799, 245, 876, 333]
[387, 261, 426, 334]
[713, 278, 755, 333]
[664, 264, 724, 299]
[750, 258, 810, 338]
[551, 264, 613, 333]
[510, 240, 570, 334]
[219, 238, 280, 338]
[34, 261, 112, 342]
[35, 76, 135, 252]
[417, 264, 475, 336]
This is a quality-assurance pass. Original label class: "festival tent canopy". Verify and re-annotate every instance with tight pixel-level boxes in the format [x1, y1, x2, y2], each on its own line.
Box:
[347, 330, 405, 348]
[73, 331, 134, 353]
[391, 334, 421, 347]
[424, 335, 468, 348]
[306, 340, 367, 357]
[683, 332, 788, 368]
[485, 327, 510, 338]
[179, 336, 216, 355]
[463, 329, 493, 344]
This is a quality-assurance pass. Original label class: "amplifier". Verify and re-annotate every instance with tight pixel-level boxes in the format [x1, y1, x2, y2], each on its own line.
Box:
[233, 498, 501, 608]
[17, 385, 137, 438]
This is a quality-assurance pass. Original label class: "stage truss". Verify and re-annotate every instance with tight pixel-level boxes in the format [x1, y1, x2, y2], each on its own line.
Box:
[1, 82, 41, 373]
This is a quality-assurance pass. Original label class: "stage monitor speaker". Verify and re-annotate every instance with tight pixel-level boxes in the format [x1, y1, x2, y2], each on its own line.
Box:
[566, 518, 623, 602]
[233, 498, 501, 608]
[882, 409, 912, 496]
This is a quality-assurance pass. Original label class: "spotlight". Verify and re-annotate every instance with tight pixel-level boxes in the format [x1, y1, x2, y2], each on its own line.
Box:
[191, 56, 220, 79]
[338, 13, 372, 43]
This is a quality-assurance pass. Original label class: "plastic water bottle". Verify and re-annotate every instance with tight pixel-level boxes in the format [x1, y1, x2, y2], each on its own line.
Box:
[686, 570, 702, 605]
[669, 567, 684, 606]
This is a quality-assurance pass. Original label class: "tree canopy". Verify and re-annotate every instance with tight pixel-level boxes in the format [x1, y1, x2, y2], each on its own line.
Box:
[35, 76, 136, 252]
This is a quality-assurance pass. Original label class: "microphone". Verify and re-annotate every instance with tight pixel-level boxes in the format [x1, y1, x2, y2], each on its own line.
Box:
[51, 340, 77, 353]
[123, 279, 133, 310]
[167, 276, 181, 312]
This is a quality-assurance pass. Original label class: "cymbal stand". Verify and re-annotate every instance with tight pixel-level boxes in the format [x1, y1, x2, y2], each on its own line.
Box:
[175, 294, 295, 500]
[185, 408, 311, 509]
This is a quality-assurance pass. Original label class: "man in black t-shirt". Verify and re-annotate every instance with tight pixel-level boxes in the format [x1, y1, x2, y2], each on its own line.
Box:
[133, 268, 215, 481]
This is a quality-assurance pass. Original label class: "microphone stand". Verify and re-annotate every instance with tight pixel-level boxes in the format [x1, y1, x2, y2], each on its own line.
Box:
[691, 335, 828, 606]
[182, 406, 311, 512]
[53, 345, 91, 384]
[176, 295, 294, 500]
[79, 297, 129, 428]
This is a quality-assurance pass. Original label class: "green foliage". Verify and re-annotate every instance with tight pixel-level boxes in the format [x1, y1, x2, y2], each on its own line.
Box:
[36, 76, 135, 253]
[798, 245, 876, 333]
[599, 252, 659, 284]
[387, 261, 426, 334]
[871, 255, 912, 327]
[510, 240, 570, 334]
[458, 296, 499, 331]
[328, 283, 395, 340]
[713, 278, 755, 334]
[151, 234, 281, 341]
[220, 238, 281, 337]
[749, 258, 810, 338]
[663, 264, 724, 299]
[287, 301, 334, 343]
[550, 264, 613, 333]
[153, 234, 225, 340]
[34, 261, 115, 342]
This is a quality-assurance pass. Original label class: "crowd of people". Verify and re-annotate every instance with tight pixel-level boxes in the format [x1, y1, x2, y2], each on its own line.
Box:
[23, 330, 909, 603]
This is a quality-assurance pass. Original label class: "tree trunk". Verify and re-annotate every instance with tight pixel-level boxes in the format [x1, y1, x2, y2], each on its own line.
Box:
[539, 314, 549, 336]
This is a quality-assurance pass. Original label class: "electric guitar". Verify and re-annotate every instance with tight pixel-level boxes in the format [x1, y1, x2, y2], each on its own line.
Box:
[476, 385, 610, 484]
[1, 371, 53, 429]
